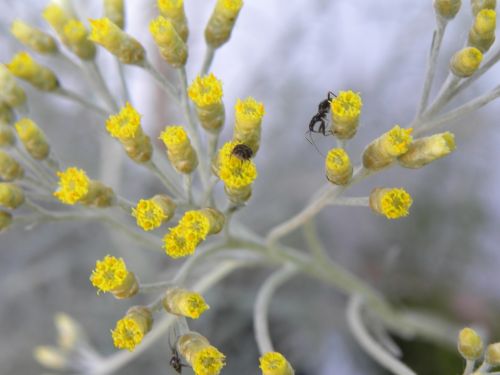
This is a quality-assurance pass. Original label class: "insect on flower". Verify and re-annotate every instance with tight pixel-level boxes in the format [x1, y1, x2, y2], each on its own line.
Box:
[169, 331, 189, 374]
[231, 143, 254, 161]
[307, 91, 336, 137]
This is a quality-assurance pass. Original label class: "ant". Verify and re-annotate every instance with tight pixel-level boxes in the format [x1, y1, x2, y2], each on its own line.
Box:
[231, 143, 254, 161]
[169, 330, 189, 374]
[305, 91, 336, 155]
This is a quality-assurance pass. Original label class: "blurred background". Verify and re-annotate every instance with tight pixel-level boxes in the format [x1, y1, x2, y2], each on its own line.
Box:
[1, 0, 499, 374]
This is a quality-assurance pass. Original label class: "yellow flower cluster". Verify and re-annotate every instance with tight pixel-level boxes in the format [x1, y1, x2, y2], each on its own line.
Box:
[157, 0, 189, 41]
[11, 20, 58, 54]
[15, 118, 50, 160]
[234, 97, 265, 153]
[7, 52, 59, 92]
[369, 188, 413, 219]
[363, 125, 413, 171]
[217, 141, 257, 189]
[53, 167, 89, 205]
[178, 332, 226, 375]
[132, 195, 176, 231]
[259, 352, 295, 375]
[330, 90, 363, 139]
[325, 148, 352, 185]
[159, 126, 198, 174]
[89, 18, 145, 65]
[188, 74, 224, 107]
[163, 287, 209, 319]
[163, 209, 224, 258]
[149, 16, 187, 68]
[90, 255, 128, 293]
[112, 306, 153, 351]
[205, 0, 244, 48]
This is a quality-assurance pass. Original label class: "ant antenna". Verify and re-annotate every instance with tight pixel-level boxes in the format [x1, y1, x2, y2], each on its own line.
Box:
[304, 130, 325, 157]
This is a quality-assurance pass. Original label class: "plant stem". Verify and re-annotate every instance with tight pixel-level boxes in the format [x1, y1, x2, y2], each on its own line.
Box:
[141, 59, 179, 103]
[55, 87, 109, 116]
[347, 295, 417, 375]
[200, 46, 216, 75]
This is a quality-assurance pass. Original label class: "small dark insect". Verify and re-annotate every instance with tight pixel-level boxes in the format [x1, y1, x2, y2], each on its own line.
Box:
[231, 143, 254, 161]
[307, 91, 336, 137]
[169, 347, 184, 374]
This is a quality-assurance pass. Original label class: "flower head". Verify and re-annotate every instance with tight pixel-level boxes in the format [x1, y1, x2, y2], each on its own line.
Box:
[205, 0, 244, 48]
[132, 199, 167, 231]
[104, 0, 125, 29]
[179, 210, 211, 241]
[0, 183, 24, 209]
[160, 126, 198, 174]
[192, 346, 226, 375]
[90, 255, 129, 293]
[0, 65, 26, 108]
[370, 188, 413, 219]
[149, 15, 187, 67]
[235, 97, 265, 125]
[106, 102, 141, 139]
[43, 3, 72, 33]
[382, 125, 413, 157]
[217, 141, 257, 189]
[259, 352, 294, 375]
[325, 148, 352, 185]
[7, 52, 58, 91]
[450, 47, 483, 77]
[111, 306, 153, 351]
[158, 0, 184, 16]
[458, 327, 483, 361]
[188, 74, 223, 107]
[163, 226, 199, 258]
[163, 287, 210, 319]
[330, 90, 363, 139]
[399, 132, 456, 169]
[53, 167, 90, 205]
[434, 0, 461, 19]
[159, 125, 188, 148]
[486, 343, 500, 366]
[11, 20, 57, 54]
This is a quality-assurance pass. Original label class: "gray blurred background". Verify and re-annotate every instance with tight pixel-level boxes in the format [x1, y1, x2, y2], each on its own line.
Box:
[1, 0, 499, 374]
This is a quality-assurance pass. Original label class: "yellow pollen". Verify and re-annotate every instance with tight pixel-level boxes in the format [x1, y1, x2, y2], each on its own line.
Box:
[192, 346, 226, 375]
[159, 126, 188, 147]
[90, 255, 128, 293]
[132, 199, 166, 231]
[106, 102, 141, 139]
[188, 74, 223, 107]
[53, 167, 90, 205]
[380, 188, 412, 219]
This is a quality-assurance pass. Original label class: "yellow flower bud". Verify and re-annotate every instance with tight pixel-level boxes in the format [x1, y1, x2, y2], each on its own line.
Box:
[54, 313, 84, 350]
[259, 352, 295, 375]
[89, 18, 145, 65]
[458, 327, 483, 360]
[450, 47, 483, 77]
[330, 90, 363, 140]
[468, 9, 496, 52]
[112, 306, 153, 351]
[157, 0, 189, 41]
[14, 118, 50, 160]
[11, 20, 58, 54]
[178, 332, 226, 375]
[0, 151, 24, 181]
[62, 20, 96, 60]
[7, 52, 59, 91]
[0, 65, 26, 108]
[471, 0, 496, 16]
[369, 187, 412, 219]
[163, 287, 209, 319]
[205, 0, 243, 48]
[233, 97, 265, 153]
[188, 74, 225, 133]
[149, 16, 188, 68]
[104, 0, 125, 29]
[33, 346, 69, 370]
[159, 126, 198, 174]
[485, 343, 500, 366]
[90, 255, 139, 298]
[0, 183, 24, 209]
[398, 132, 456, 169]
[0, 210, 12, 232]
[43, 3, 72, 35]
[434, 0, 462, 19]
[0, 124, 15, 147]
[325, 148, 352, 185]
[362, 125, 413, 171]
[80, 180, 115, 207]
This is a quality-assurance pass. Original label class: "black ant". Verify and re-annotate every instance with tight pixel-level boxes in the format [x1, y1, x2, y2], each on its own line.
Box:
[169, 330, 189, 374]
[305, 91, 336, 155]
[231, 143, 254, 161]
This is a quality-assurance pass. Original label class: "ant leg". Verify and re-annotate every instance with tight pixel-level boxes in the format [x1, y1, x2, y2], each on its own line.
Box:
[328, 91, 337, 100]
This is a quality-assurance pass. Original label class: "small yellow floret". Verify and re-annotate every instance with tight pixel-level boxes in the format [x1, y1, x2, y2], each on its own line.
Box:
[88, 18, 115, 44]
[158, 0, 184, 14]
[53, 167, 90, 205]
[90, 255, 128, 293]
[111, 316, 144, 351]
[192, 346, 226, 375]
[7, 52, 38, 79]
[132, 199, 166, 231]
[474, 9, 496, 35]
[384, 125, 413, 156]
[174, 291, 210, 319]
[163, 226, 199, 258]
[331, 90, 363, 121]
[149, 16, 176, 43]
[11, 20, 58, 54]
[188, 74, 223, 107]
[43, 3, 71, 33]
[326, 148, 349, 172]
[106, 102, 141, 139]
[159, 125, 188, 147]
[377, 188, 413, 219]
[259, 352, 293, 375]
[218, 141, 258, 189]
[235, 97, 265, 122]
[458, 327, 484, 361]
[179, 210, 210, 241]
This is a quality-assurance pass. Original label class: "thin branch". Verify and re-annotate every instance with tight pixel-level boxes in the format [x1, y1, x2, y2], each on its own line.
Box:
[200, 46, 216, 75]
[55, 87, 109, 116]
[253, 265, 298, 354]
[140, 59, 179, 103]
[346, 295, 417, 375]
